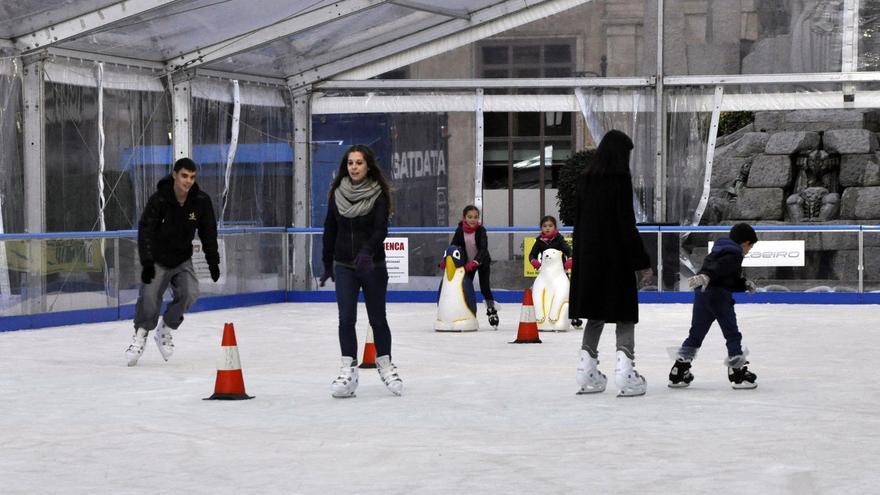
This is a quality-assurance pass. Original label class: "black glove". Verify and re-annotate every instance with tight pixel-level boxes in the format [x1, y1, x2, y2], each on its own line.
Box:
[354, 251, 374, 274]
[209, 264, 220, 283]
[319, 263, 334, 287]
[141, 262, 155, 285]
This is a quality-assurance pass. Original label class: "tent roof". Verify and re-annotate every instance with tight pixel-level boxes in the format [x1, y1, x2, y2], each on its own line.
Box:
[3, 0, 541, 84]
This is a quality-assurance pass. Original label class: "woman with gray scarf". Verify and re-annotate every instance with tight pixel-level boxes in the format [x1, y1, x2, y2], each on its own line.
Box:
[321, 144, 402, 398]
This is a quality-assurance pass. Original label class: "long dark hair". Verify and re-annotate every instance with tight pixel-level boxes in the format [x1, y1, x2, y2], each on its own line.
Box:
[583, 129, 633, 176]
[329, 144, 393, 212]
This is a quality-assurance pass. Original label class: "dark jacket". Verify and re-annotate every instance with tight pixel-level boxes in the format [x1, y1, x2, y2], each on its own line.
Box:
[323, 193, 389, 269]
[528, 232, 571, 262]
[450, 222, 491, 265]
[699, 237, 748, 292]
[138, 175, 219, 269]
[569, 173, 650, 323]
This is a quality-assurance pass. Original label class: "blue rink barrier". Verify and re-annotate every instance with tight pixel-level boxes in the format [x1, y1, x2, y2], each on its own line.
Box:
[2, 290, 879, 333]
[1, 225, 879, 332]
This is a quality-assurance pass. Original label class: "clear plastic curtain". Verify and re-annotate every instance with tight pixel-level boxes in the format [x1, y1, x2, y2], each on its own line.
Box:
[103, 87, 172, 230]
[192, 81, 292, 227]
[0, 56, 23, 234]
[44, 76, 99, 232]
[0, 56, 22, 305]
[575, 87, 655, 223]
[666, 87, 715, 226]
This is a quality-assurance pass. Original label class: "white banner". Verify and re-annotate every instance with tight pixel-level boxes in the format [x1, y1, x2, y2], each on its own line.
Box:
[709, 240, 805, 267]
[384, 237, 409, 284]
[192, 239, 227, 284]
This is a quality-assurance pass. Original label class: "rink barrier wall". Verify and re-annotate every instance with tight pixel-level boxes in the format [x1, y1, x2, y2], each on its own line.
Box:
[1, 225, 878, 332]
[2, 290, 879, 333]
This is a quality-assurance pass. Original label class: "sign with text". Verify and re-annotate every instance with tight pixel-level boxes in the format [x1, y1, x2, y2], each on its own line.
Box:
[522, 236, 573, 277]
[708, 240, 805, 267]
[192, 239, 227, 284]
[384, 237, 409, 283]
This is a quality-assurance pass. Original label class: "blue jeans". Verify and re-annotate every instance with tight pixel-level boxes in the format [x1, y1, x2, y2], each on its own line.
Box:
[133, 260, 199, 331]
[334, 263, 392, 361]
[681, 287, 743, 357]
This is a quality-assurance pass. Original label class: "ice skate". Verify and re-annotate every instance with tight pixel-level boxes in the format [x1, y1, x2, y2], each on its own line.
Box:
[376, 355, 403, 396]
[668, 358, 694, 388]
[728, 362, 757, 389]
[571, 318, 583, 329]
[153, 319, 174, 362]
[331, 357, 359, 398]
[575, 350, 606, 394]
[614, 350, 647, 397]
[486, 301, 499, 330]
[125, 328, 148, 366]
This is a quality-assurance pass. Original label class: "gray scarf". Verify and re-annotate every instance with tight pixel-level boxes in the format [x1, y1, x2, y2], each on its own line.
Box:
[334, 176, 382, 218]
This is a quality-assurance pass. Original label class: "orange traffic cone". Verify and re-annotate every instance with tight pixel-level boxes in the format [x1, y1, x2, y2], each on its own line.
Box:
[204, 323, 254, 400]
[510, 288, 542, 344]
[359, 326, 377, 369]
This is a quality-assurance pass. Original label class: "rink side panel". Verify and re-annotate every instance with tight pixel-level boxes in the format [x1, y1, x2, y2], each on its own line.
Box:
[2, 291, 879, 332]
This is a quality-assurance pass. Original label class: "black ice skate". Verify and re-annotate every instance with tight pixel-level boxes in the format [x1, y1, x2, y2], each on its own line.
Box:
[728, 362, 757, 389]
[571, 318, 583, 328]
[486, 302, 499, 330]
[667, 359, 694, 388]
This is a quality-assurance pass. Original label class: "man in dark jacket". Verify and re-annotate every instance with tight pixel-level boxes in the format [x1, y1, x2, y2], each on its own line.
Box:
[668, 223, 759, 390]
[125, 157, 220, 366]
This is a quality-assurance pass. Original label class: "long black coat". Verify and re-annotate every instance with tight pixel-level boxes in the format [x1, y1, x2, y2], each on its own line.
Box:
[569, 173, 650, 323]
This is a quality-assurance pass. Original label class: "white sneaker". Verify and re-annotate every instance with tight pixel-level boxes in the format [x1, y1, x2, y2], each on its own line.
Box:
[331, 357, 359, 398]
[125, 328, 148, 366]
[376, 355, 403, 396]
[154, 319, 174, 362]
[576, 350, 607, 394]
[615, 350, 647, 397]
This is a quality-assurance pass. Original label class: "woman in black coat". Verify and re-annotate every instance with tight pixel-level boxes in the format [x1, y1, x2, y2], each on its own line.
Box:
[569, 130, 653, 397]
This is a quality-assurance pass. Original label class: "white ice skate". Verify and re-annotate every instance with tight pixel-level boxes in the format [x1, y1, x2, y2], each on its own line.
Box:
[614, 350, 647, 397]
[331, 357, 359, 398]
[575, 350, 607, 394]
[125, 328, 148, 367]
[376, 355, 403, 396]
[153, 319, 174, 362]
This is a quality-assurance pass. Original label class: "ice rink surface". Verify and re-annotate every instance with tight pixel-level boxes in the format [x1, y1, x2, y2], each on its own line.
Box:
[1, 302, 878, 494]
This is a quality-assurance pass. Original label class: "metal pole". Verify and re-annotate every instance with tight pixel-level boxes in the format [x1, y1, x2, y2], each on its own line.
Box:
[654, 0, 666, 223]
[170, 75, 192, 161]
[23, 58, 45, 314]
[656, 230, 663, 292]
[292, 87, 312, 291]
[858, 228, 864, 294]
[475, 88, 484, 210]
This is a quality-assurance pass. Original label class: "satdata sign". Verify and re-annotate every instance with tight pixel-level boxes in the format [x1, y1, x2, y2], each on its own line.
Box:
[708, 240, 805, 267]
[384, 237, 409, 283]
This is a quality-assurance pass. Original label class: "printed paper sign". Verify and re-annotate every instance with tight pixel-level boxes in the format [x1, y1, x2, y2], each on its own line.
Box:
[708, 240, 805, 267]
[384, 237, 409, 284]
[192, 239, 226, 284]
[522, 236, 573, 277]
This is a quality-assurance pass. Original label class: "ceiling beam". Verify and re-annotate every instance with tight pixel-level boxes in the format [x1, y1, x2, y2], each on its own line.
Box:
[286, 0, 591, 89]
[166, 0, 390, 72]
[13, 0, 183, 53]
[389, 0, 470, 19]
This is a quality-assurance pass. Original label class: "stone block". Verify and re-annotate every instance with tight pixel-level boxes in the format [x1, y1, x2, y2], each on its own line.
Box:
[753, 112, 783, 132]
[733, 188, 784, 220]
[747, 154, 792, 187]
[840, 187, 880, 220]
[783, 110, 867, 132]
[711, 155, 749, 188]
[823, 129, 879, 154]
[764, 131, 820, 155]
[839, 153, 880, 187]
[732, 132, 770, 157]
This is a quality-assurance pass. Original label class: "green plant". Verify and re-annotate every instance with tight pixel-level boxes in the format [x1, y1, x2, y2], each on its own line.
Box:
[556, 148, 596, 226]
[717, 111, 755, 137]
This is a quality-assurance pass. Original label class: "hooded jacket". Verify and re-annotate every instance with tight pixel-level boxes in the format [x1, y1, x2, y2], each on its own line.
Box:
[699, 237, 748, 292]
[138, 175, 219, 269]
